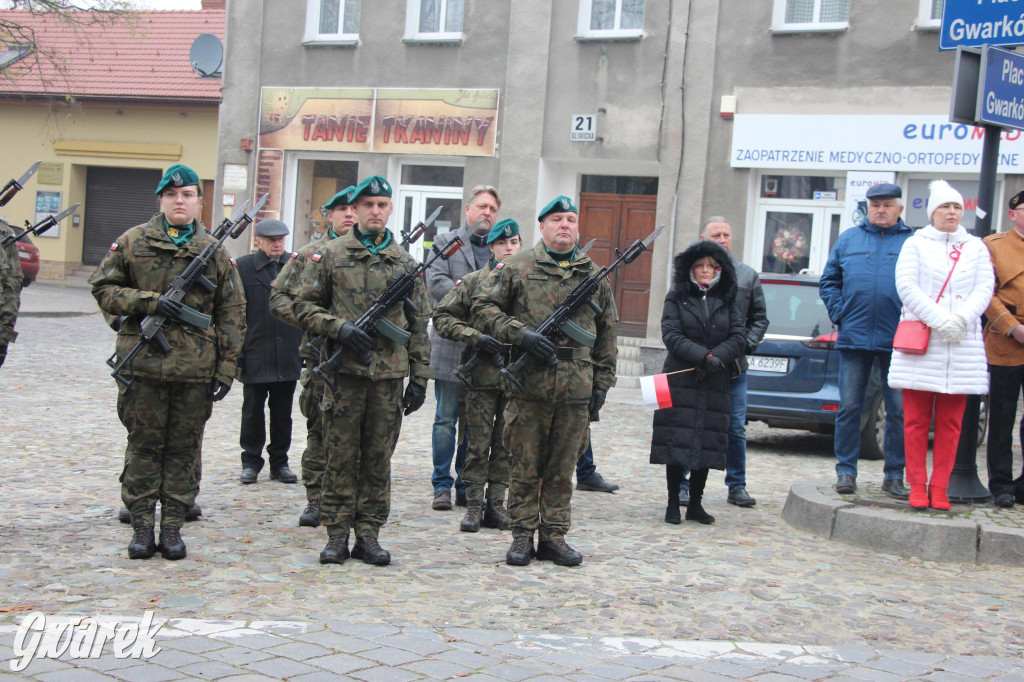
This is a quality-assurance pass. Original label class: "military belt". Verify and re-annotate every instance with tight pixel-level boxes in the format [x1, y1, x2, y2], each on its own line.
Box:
[554, 346, 591, 361]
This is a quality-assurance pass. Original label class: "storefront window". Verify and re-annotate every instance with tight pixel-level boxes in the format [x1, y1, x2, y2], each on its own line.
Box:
[400, 165, 464, 187]
[905, 178, 999, 232]
[760, 175, 839, 200]
[581, 175, 658, 194]
[761, 211, 812, 274]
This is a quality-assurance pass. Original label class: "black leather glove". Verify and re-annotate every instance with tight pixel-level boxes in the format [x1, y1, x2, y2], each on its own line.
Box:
[692, 366, 707, 383]
[704, 354, 726, 375]
[110, 315, 129, 332]
[337, 321, 374, 354]
[210, 380, 231, 401]
[402, 381, 427, 415]
[155, 295, 184, 320]
[0, 343, 6, 369]
[476, 334, 503, 356]
[589, 388, 607, 422]
[521, 329, 556, 362]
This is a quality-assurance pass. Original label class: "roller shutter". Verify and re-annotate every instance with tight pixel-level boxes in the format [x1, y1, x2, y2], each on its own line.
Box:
[82, 167, 162, 265]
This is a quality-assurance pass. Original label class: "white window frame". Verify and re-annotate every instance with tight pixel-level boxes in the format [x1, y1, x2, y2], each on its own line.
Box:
[915, 0, 942, 30]
[576, 0, 645, 41]
[404, 0, 464, 44]
[770, 0, 850, 34]
[303, 0, 359, 46]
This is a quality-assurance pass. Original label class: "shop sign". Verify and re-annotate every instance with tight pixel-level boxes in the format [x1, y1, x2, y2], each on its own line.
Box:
[730, 114, 1024, 173]
[259, 87, 499, 157]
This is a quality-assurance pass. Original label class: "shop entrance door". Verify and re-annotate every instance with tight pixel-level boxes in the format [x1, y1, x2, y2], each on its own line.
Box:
[752, 204, 842, 276]
[397, 189, 463, 263]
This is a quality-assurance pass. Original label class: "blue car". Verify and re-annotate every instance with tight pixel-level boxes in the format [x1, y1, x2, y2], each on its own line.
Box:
[745, 274, 986, 459]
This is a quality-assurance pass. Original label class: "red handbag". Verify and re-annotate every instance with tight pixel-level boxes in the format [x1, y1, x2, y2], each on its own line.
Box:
[892, 246, 961, 355]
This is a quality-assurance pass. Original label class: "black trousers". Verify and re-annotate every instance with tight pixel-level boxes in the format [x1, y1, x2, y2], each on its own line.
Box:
[986, 364, 1024, 498]
[240, 381, 297, 471]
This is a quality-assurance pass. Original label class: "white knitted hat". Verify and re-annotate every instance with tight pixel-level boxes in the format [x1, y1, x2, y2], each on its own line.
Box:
[926, 180, 964, 221]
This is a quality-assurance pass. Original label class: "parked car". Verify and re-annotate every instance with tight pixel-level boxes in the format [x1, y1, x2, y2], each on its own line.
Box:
[16, 232, 39, 287]
[745, 274, 987, 459]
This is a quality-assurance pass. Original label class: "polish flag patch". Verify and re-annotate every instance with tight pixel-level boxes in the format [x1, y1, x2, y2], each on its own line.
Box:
[494, 262, 504, 270]
[311, 253, 322, 262]
[109, 242, 119, 251]
[454, 279, 462, 286]
[290, 251, 299, 259]
[230, 257, 237, 266]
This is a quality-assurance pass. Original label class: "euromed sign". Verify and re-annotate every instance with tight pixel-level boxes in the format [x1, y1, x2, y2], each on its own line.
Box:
[730, 114, 1024, 173]
[940, 0, 1024, 50]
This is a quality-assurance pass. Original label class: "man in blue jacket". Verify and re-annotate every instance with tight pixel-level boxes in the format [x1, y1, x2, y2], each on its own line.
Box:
[819, 183, 912, 498]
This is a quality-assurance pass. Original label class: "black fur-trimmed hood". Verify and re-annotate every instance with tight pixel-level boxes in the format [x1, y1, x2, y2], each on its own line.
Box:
[672, 239, 737, 299]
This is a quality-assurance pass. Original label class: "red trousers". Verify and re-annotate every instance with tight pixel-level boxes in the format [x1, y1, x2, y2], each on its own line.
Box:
[902, 389, 967, 489]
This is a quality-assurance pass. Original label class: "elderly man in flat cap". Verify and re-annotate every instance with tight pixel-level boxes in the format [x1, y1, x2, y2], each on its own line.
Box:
[237, 219, 304, 485]
[820, 182, 912, 499]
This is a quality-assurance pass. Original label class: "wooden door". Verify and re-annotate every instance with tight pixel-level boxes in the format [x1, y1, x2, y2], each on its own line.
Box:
[579, 193, 656, 337]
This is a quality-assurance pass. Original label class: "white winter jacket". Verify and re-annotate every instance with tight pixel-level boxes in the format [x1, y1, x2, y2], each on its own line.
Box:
[887, 225, 994, 395]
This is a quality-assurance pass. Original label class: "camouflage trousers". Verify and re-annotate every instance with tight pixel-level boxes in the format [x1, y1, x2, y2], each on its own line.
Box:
[117, 379, 212, 529]
[320, 376, 404, 538]
[458, 388, 509, 501]
[298, 369, 325, 502]
[503, 398, 589, 541]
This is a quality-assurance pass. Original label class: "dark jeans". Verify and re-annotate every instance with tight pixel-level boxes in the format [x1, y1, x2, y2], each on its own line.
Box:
[986, 364, 1024, 498]
[432, 380, 466, 493]
[240, 381, 297, 472]
[835, 349, 904, 481]
[576, 431, 595, 481]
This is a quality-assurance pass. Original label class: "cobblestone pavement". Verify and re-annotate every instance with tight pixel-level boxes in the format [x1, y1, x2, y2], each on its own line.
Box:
[2, 307, 1024, 679]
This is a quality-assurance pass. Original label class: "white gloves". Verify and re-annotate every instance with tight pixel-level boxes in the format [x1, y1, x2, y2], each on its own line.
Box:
[936, 314, 967, 344]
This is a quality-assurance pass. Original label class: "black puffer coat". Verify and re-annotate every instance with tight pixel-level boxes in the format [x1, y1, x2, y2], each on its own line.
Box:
[650, 240, 746, 470]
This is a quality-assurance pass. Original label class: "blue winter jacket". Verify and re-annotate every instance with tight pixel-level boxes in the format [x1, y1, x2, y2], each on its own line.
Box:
[819, 219, 913, 351]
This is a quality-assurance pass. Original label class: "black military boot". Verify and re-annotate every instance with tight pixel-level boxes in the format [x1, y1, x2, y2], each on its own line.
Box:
[319, 534, 349, 564]
[665, 495, 682, 524]
[536, 538, 583, 566]
[684, 469, 715, 525]
[351, 535, 391, 565]
[505, 536, 535, 566]
[157, 527, 187, 560]
[460, 500, 484, 533]
[127, 526, 156, 560]
[482, 499, 511, 530]
[299, 499, 321, 527]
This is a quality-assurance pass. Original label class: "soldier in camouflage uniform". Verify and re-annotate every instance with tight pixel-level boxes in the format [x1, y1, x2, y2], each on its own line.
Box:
[269, 185, 357, 528]
[0, 218, 22, 369]
[472, 196, 617, 566]
[433, 218, 523, 533]
[271, 175, 432, 566]
[90, 164, 246, 561]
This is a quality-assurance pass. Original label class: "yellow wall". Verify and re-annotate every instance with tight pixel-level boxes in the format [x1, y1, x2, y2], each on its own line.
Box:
[0, 100, 219, 277]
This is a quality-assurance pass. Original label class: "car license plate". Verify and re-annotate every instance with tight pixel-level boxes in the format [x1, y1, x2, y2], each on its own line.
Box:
[748, 355, 788, 373]
[17, 250, 29, 259]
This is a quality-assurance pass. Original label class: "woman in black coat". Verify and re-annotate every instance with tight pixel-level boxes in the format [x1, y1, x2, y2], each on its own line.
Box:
[650, 240, 746, 525]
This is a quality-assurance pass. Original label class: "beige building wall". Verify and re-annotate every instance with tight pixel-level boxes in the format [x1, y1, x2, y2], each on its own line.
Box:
[1, 101, 218, 279]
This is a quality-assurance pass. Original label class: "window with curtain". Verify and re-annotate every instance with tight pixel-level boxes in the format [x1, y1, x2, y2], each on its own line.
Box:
[772, 0, 850, 32]
[305, 0, 360, 43]
[405, 0, 464, 41]
[577, 0, 645, 39]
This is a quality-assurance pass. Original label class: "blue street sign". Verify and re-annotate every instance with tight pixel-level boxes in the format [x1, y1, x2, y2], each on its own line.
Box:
[940, 0, 1024, 51]
[978, 46, 1024, 130]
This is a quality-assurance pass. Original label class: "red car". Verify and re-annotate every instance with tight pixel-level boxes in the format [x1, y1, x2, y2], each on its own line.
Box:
[16, 233, 39, 287]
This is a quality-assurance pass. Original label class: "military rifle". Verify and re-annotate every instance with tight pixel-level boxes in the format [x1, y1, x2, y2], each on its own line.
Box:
[107, 194, 268, 388]
[312, 235, 465, 395]
[0, 161, 40, 207]
[500, 226, 664, 394]
[1, 203, 80, 248]
[452, 238, 597, 390]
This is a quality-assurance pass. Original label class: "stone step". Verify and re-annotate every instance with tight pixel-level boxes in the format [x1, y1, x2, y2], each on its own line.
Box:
[617, 345, 641, 362]
[616, 359, 644, 376]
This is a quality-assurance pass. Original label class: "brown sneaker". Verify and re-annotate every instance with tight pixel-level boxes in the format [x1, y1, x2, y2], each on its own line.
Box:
[432, 490, 452, 510]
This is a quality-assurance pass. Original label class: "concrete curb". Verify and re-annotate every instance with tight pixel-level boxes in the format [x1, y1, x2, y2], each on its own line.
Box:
[783, 479, 1024, 566]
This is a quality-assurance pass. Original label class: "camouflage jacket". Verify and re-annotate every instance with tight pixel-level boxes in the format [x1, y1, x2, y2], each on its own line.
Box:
[89, 214, 246, 385]
[0, 219, 21, 345]
[433, 262, 505, 390]
[270, 239, 334, 365]
[471, 241, 618, 402]
[270, 229, 432, 384]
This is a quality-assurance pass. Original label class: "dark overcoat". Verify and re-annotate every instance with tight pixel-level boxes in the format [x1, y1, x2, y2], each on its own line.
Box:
[237, 249, 303, 384]
[650, 240, 746, 470]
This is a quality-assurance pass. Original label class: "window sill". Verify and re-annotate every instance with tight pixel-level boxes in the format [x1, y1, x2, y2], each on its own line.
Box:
[302, 37, 359, 47]
[402, 35, 464, 45]
[770, 23, 849, 35]
[574, 32, 643, 42]
[913, 21, 940, 32]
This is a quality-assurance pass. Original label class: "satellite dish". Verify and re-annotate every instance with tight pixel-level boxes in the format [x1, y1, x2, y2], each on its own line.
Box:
[189, 33, 223, 78]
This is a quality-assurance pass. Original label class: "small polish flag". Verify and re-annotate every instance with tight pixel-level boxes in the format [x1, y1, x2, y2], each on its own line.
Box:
[639, 373, 673, 411]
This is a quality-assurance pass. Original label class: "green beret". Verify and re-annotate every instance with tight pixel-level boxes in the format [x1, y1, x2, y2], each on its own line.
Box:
[1010, 189, 1024, 210]
[486, 218, 519, 245]
[353, 175, 393, 200]
[537, 195, 577, 222]
[155, 164, 201, 195]
[323, 185, 356, 212]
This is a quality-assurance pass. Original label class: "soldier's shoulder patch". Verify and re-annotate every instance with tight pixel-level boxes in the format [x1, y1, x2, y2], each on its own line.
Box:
[454, 278, 462, 286]
[494, 262, 504, 270]
[230, 257, 238, 267]
[311, 253, 322, 262]
[290, 251, 299, 259]
[986, 232, 1006, 242]
[110, 242, 119, 251]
